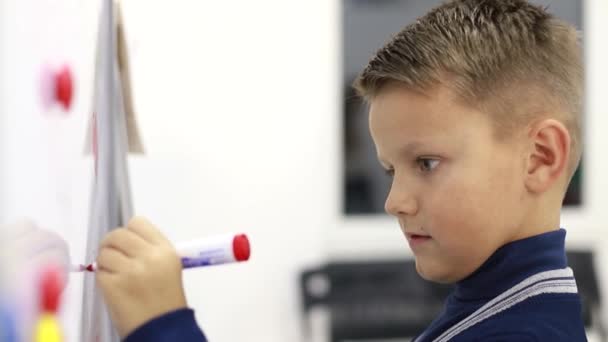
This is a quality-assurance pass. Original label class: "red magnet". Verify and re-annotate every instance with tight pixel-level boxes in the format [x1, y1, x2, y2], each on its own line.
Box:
[54, 66, 73, 111]
[39, 264, 65, 313]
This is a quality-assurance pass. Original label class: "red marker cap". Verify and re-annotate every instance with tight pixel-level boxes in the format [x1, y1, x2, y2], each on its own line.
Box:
[232, 234, 250, 262]
[39, 264, 64, 313]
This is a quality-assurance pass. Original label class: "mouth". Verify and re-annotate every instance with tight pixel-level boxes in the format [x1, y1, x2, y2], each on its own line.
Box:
[405, 232, 432, 248]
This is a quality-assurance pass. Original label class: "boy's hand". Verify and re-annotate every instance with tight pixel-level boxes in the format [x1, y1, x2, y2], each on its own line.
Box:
[95, 216, 187, 338]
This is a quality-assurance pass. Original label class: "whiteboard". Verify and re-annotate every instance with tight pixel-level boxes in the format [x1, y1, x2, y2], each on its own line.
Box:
[0, 1, 132, 341]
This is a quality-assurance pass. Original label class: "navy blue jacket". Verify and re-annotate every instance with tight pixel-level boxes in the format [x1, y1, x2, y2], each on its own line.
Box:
[414, 229, 587, 341]
[123, 308, 207, 342]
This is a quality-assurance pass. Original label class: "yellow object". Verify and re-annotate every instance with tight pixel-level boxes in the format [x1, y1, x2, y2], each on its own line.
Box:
[35, 314, 62, 342]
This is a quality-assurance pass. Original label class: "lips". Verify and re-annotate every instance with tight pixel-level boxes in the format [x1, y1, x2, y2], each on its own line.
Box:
[405, 232, 432, 248]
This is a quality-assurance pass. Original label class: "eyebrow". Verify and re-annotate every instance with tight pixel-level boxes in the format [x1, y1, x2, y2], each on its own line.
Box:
[377, 141, 426, 167]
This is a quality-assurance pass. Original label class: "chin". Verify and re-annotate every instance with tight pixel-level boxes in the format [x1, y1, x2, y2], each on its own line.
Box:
[415, 260, 460, 284]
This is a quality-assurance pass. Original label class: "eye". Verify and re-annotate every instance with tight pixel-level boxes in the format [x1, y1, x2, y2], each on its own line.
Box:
[417, 158, 440, 173]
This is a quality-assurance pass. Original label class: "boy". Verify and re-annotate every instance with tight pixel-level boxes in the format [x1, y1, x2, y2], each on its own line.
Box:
[355, 0, 585, 340]
[96, 0, 586, 341]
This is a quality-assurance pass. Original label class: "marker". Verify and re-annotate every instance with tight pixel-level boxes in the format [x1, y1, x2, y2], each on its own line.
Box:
[0, 303, 17, 342]
[73, 233, 250, 272]
[35, 265, 64, 342]
[70, 264, 86, 272]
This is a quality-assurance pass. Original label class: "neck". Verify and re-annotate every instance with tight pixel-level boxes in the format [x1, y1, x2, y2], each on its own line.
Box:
[511, 195, 562, 243]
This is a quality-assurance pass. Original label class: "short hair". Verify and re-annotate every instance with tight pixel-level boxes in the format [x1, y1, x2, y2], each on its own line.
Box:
[354, 0, 583, 180]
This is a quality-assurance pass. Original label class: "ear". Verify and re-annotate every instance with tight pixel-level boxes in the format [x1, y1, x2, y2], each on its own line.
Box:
[524, 119, 571, 194]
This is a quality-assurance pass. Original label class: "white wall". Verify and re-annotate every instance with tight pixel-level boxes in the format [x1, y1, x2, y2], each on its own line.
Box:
[122, 1, 339, 341]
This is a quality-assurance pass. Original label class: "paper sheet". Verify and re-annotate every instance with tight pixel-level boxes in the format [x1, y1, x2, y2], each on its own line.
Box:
[80, 1, 134, 341]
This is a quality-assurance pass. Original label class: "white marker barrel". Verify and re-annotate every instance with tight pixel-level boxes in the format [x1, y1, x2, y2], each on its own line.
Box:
[177, 233, 250, 269]
[78, 233, 251, 272]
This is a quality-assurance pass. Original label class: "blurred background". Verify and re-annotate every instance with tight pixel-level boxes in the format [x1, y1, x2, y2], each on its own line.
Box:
[0, 0, 606, 341]
[343, 0, 584, 214]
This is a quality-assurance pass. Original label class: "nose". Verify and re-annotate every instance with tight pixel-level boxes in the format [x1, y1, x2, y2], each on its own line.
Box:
[384, 182, 418, 217]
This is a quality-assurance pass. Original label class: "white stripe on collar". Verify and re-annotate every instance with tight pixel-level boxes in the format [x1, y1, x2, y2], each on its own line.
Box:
[416, 267, 577, 342]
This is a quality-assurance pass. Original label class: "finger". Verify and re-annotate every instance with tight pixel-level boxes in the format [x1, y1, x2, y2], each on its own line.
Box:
[97, 247, 130, 274]
[126, 216, 169, 245]
[95, 270, 120, 300]
[100, 228, 149, 258]
[95, 269, 115, 288]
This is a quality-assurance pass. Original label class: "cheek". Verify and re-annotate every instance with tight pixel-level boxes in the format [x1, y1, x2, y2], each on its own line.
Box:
[424, 170, 514, 244]
[484, 156, 527, 220]
[426, 185, 487, 239]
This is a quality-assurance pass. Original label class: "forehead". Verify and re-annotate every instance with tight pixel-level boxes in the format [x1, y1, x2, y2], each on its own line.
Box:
[368, 85, 494, 156]
[370, 86, 451, 129]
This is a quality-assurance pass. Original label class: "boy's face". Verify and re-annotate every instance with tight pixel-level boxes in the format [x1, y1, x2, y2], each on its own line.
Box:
[369, 84, 528, 283]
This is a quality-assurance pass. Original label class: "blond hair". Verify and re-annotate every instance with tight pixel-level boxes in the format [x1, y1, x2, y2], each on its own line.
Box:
[354, 0, 583, 179]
